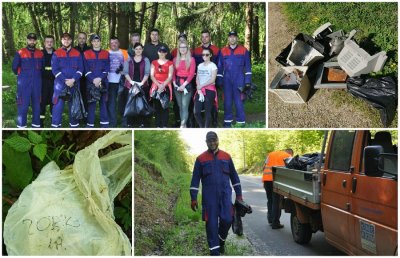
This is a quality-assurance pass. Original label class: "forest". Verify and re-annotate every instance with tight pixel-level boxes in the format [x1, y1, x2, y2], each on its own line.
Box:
[2, 2, 266, 60]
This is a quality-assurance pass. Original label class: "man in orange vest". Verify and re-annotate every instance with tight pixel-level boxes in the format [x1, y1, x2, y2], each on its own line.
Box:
[262, 149, 293, 229]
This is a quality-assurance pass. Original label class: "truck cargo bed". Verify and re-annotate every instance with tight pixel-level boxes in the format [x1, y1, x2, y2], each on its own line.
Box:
[272, 167, 321, 209]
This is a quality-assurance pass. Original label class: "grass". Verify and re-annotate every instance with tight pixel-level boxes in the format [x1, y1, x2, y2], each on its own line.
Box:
[2, 60, 266, 128]
[281, 2, 398, 127]
[282, 2, 398, 77]
[134, 131, 254, 255]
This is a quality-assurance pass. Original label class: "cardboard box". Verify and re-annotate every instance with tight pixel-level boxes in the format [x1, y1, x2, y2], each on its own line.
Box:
[269, 66, 311, 104]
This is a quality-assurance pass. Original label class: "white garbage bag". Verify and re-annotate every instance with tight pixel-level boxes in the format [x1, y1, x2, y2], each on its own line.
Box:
[4, 131, 132, 255]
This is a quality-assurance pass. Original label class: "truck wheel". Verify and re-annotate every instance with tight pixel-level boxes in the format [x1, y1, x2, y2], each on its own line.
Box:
[290, 213, 312, 244]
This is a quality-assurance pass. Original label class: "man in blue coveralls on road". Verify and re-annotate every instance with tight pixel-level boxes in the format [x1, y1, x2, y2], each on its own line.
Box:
[217, 31, 252, 128]
[190, 131, 244, 256]
[12, 33, 44, 128]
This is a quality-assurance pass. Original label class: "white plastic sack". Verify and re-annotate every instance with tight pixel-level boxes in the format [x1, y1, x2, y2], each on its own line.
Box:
[4, 131, 132, 255]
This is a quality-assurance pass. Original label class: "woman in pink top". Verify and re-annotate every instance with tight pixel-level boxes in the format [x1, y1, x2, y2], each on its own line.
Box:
[172, 41, 195, 128]
[150, 45, 174, 128]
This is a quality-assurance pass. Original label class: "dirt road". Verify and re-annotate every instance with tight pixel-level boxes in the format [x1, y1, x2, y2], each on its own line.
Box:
[267, 3, 388, 128]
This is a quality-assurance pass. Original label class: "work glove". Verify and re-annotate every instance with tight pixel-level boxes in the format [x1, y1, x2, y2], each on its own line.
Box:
[183, 88, 189, 95]
[198, 93, 205, 102]
[191, 200, 198, 211]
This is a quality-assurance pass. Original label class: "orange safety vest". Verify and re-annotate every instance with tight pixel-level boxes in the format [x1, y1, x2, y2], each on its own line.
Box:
[262, 150, 292, 182]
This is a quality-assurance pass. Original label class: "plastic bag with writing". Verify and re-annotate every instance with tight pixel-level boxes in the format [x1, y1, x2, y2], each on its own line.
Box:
[4, 131, 132, 255]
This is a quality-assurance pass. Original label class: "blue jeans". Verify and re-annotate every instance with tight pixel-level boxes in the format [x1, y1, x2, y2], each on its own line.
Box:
[107, 82, 119, 127]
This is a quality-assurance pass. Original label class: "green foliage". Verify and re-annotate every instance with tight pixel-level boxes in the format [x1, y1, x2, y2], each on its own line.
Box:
[218, 130, 325, 171]
[4, 134, 31, 152]
[282, 2, 398, 76]
[114, 192, 132, 232]
[3, 143, 33, 190]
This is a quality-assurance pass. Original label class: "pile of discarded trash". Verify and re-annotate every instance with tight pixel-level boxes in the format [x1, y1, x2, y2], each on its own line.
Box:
[269, 23, 397, 127]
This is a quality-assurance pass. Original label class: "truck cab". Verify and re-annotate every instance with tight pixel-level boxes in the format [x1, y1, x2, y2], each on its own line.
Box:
[321, 130, 397, 255]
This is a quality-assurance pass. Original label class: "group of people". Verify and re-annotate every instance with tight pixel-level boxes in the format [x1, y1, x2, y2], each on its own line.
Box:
[190, 132, 293, 255]
[12, 28, 252, 128]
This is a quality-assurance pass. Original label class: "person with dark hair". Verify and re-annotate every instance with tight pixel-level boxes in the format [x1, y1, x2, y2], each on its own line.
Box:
[108, 36, 128, 127]
[74, 32, 90, 53]
[171, 33, 188, 59]
[83, 34, 110, 128]
[40, 35, 55, 127]
[262, 148, 293, 229]
[12, 33, 44, 128]
[143, 28, 171, 62]
[74, 32, 91, 114]
[217, 31, 252, 127]
[127, 32, 141, 57]
[149, 45, 174, 127]
[122, 42, 150, 127]
[51, 32, 83, 128]
[194, 48, 218, 128]
[193, 29, 220, 65]
[190, 131, 244, 255]
[193, 29, 220, 127]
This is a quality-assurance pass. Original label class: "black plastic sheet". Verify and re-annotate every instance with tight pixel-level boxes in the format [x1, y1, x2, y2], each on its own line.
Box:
[347, 77, 397, 127]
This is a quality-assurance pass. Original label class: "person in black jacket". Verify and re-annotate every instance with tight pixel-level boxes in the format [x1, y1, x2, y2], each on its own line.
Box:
[40, 35, 55, 127]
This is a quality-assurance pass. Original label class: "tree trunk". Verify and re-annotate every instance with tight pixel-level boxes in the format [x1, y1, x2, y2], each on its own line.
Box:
[111, 3, 117, 37]
[146, 3, 159, 43]
[69, 3, 78, 41]
[244, 2, 253, 51]
[129, 4, 136, 34]
[172, 3, 178, 45]
[261, 26, 266, 60]
[89, 4, 94, 33]
[2, 4, 16, 60]
[252, 15, 260, 60]
[47, 4, 56, 38]
[56, 3, 63, 39]
[27, 3, 43, 41]
[138, 3, 146, 37]
[117, 5, 130, 49]
[96, 4, 104, 35]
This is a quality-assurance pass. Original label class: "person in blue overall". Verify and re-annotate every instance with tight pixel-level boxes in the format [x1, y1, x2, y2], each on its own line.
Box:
[83, 34, 110, 127]
[217, 31, 252, 128]
[190, 131, 244, 255]
[51, 32, 83, 127]
[12, 33, 44, 128]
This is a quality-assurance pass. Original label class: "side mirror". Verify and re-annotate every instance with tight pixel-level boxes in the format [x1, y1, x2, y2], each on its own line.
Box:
[364, 146, 383, 177]
[378, 154, 398, 178]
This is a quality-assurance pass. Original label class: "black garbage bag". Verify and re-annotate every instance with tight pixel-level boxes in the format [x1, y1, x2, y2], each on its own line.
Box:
[71, 87, 87, 121]
[124, 87, 154, 117]
[276, 33, 326, 66]
[285, 155, 308, 171]
[232, 199, 252, 236]
[347, 77, 397, 127]
[240, 83, 257, 102]
[87, 83, 107, 103]
[232, 208, 243, 236]
[151, 90, 170, 109]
